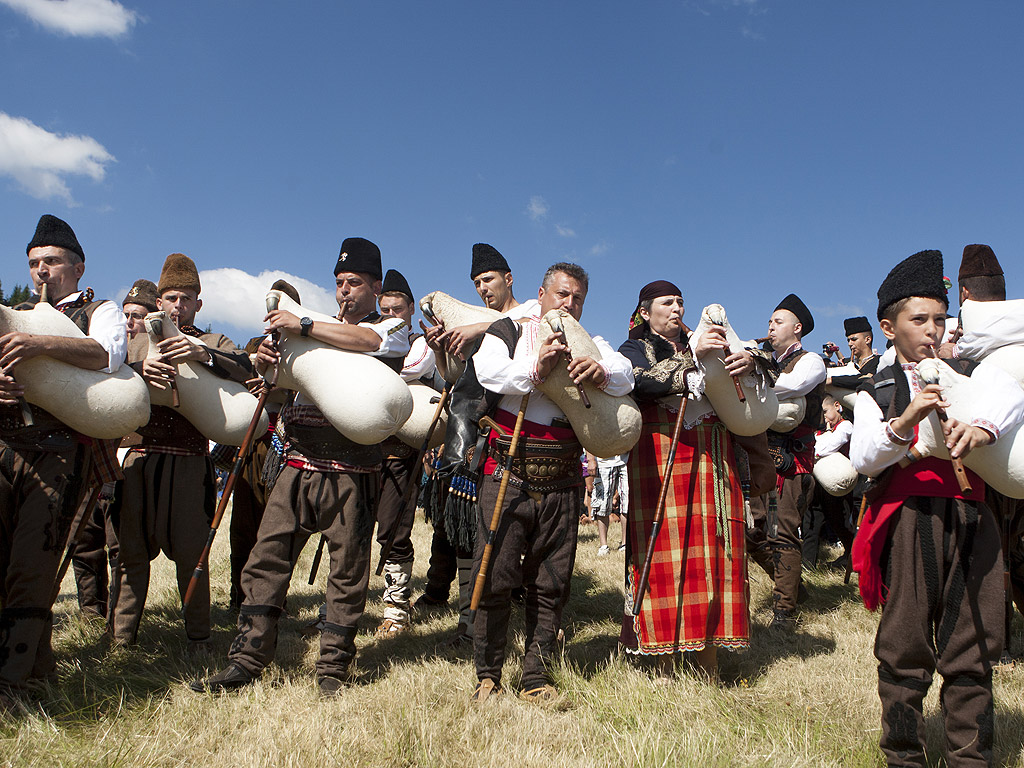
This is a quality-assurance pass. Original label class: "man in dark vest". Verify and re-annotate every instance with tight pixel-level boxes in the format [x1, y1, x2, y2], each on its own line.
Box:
[226, 278, 302, 610]
[747, 294, 826, 626]
[72, 278, 161, 622]
[0, 214, 127, 704]
[415, 243, 539, 647]
[469, 262, 632, 701]
[109, 253, 252, 652]
[192, 237, 410, 695]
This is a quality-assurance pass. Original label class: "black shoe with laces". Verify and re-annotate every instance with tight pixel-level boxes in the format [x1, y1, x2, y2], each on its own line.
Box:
[189, 663, 255, 693]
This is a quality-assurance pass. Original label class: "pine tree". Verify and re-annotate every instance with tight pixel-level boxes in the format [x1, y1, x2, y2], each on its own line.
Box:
[3, 284, 31, 306]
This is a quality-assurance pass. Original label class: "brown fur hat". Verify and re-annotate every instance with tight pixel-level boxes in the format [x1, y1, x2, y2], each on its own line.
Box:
[958, 244, 1003, 281]
[123, 278, 159, 312]
[157, 253, 201, 296]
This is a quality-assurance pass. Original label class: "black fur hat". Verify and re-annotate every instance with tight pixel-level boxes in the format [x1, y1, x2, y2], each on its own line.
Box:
[843, 316, 872, 336]
[381, 269, 414, 303]
[876, 250, 948, 321]
[774, 293, 814, 336]
[470, 243, 510, 279]
[27, 214, 85, 261]
[334, 237, 382, 280]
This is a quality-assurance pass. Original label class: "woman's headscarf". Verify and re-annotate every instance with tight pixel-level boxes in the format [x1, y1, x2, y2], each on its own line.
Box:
[628, 280, 682, 339]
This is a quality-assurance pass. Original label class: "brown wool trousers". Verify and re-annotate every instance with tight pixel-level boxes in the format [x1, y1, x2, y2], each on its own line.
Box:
[72, 490, 118, 619]
[228, 437, 269, 608]
[375, 453, 419, 564]
[0, 443, 89, 689]
[228, 465, 375, 679]
[472, 475, 580, 689]
[747, 474, 814, 614]
[109, 451, 216, 643]
[875, 496, 1003, 768]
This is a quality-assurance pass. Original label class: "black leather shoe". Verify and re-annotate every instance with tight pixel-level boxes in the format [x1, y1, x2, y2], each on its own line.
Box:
[770, 609, 796, 629]
[317, 674, 350, 697]
[189, 663, 255, 693]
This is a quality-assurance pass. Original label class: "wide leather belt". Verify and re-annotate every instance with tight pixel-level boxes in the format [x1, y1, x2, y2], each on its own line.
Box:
[285, 422, 382, 466]
[380, 435, 414, 460]
[489, 434, 582, 494]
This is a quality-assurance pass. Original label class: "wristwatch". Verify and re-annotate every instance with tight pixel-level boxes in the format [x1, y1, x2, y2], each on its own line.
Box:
[299, 317, 313, 337]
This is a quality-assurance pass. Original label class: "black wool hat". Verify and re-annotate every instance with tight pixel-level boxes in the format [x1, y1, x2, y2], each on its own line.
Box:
[381, 269, 414, 303]
[958, 244, 1003, 281]
[470, 243, 511, 279]
[123, 279, 159, 313]
[774, 293, 814, 336]
[876, 250, 948, 321]
[270, 279, 301, 305]
[334, 237, 382, 280]
[27, 214, 85, 261]
[843, 316, 872, 336]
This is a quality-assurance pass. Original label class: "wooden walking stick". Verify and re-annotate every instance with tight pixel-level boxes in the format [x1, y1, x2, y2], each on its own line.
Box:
[375, 383, 451, 576]
[183, 295, 282, 608]
[632, 396, 688, 617]
[469, 393, 530, 622]
[50, 483, 102, 603]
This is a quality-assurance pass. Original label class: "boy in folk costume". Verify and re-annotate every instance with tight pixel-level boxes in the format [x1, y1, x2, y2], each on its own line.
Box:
[802, 393, 854, 567]
[850, 250, 1024, 767]
[193, 237, 410, 695]
[110, 253, 253, 651]
[0, 215, 127, 704]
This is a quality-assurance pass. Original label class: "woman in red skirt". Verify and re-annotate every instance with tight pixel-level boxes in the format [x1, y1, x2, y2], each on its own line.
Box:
[617, 280, 758, 679]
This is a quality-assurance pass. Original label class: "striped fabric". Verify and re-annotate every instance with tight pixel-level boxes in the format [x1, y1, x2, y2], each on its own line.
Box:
[624, 402, 750, 654]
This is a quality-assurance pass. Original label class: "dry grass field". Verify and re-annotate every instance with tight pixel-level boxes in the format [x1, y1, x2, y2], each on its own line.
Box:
[2, 509, 1022, 768]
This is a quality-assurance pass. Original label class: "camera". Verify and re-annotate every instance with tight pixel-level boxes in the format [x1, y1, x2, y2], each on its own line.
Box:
[822, 342, 840, 355]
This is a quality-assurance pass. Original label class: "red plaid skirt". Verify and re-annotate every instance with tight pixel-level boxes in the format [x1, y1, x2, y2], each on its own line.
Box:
[621, 403, 750, 654]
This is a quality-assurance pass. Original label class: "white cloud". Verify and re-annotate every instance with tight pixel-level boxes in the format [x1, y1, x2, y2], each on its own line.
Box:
[527, 195, 549, 221]
[0, 0, 137, 38]
[741, 23, 765, 41]
[590, 240, 610, 256]
[556, 224, 576, 238]
[117, 269, 340, 338]
[0, 112, 115, 202]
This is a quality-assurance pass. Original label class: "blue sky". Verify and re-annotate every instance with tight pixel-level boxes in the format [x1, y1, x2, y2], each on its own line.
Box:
[1, 1, 1021, 350]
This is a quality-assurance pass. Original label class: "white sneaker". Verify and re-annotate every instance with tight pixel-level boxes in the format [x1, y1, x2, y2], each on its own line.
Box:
[597, 545, 610, 556]
[617, 543, 626, 552]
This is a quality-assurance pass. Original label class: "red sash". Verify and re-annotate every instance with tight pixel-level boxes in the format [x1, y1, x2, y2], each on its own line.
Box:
[482, 408, 577, 475]
[851, 456, 984, 611]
